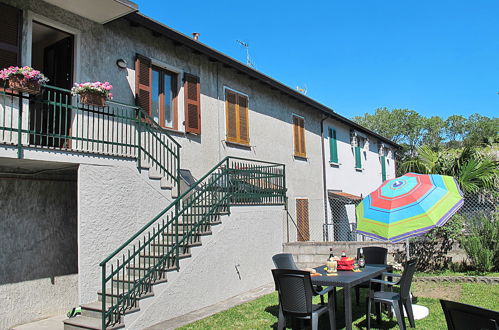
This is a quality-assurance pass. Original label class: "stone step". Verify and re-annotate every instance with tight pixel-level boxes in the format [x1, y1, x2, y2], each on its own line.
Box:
[63, 315, 124, 330]
[112, 273, 168, 287]
[163, 229, 212, 236]
[81, 301, 140, 319]
[160, 177, 173, 190]
[98, 288, 155, 302]
[139, 251, 191, 260]
[125, 263, 177, 278]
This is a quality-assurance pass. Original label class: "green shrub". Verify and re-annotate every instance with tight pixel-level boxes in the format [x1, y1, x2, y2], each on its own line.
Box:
[460, 212, 499, 272]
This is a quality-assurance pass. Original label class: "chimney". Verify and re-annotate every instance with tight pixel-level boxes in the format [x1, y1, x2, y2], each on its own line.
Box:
[192, 32, 200, 41]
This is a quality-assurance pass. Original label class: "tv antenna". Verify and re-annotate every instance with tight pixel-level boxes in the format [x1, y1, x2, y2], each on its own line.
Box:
[296, 85, 308, 95]
[236, 40, 255, 68]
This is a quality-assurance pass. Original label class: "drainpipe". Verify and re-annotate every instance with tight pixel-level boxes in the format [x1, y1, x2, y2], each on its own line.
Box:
[320, 115, 329, 241]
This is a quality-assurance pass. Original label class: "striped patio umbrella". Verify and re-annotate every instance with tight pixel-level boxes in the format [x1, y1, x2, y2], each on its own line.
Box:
[356, 173, 464, 242]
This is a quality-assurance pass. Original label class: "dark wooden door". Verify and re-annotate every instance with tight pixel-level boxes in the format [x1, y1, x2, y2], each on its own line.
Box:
[296, 198, 310, 241]
[30, 36, 73, 147]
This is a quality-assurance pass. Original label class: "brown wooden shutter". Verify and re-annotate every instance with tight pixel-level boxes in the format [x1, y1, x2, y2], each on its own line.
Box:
[135, 55, 152, 116]
[293, 116, 300, 155]
[299, 117, 306, 156]
[296, 198, 310, 241]
[237, 94, 249, 144]
[293, 115, 306, 157]
[184, 73, 201, 134]
[225, 90, 238, 142]
[0, 3, 22, 69]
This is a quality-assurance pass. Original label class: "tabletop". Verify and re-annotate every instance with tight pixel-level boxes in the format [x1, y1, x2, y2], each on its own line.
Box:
[311, 264, 387, 288]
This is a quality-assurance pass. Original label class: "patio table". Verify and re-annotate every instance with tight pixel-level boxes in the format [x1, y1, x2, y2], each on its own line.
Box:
[311, 264, 387, 330]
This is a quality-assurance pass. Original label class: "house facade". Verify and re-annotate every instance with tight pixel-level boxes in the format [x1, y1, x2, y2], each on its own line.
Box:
[0, 0, 397, 328]
[323, 117, 397, 241]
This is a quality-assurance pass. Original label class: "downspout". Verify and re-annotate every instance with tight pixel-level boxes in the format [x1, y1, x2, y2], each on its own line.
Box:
[320, 115, 329, 241]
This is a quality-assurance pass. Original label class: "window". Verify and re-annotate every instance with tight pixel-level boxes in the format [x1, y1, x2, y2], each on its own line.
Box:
[135, 55, 201, 132]
[328, 128, 338, 163]
[296, 198, 310, 241]
[381, 155, 387, 182]
[225, 89, 249, 145]
[151, 66, 177, 129]
[355, 145, 362, 169]
[293, 115, 306, 158]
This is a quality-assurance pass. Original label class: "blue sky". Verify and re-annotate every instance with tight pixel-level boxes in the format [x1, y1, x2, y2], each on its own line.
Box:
[136, 0, 498, 119]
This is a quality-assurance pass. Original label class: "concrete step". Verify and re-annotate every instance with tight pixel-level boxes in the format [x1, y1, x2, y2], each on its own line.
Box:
[150, 241, 200, 254]
[63, 315, 124, 330]
[139, 251, 191, 260]
[81, 301, 140, 319]
[177, 219, 222, 226]
[160, 177, 173, 190]
[112, 273, 168, 287]
[125, 263, 177, 277]
[163, 229, 212, 236]
[98, 288, 155, 302]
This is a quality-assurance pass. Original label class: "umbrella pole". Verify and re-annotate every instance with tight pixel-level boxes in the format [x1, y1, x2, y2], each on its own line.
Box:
[406, 239, 410, 260]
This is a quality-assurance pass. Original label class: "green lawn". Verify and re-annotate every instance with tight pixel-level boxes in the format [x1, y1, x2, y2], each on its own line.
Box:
[179, 281, 499, 329]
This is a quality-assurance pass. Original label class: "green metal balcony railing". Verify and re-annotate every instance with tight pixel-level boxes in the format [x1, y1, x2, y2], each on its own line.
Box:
[99, 156, 286, 329]
[0, 83, 180, 185]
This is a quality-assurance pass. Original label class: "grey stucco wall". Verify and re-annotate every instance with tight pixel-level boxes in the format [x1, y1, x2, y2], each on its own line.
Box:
[78, 161, 172, 304]
[0, 178, 78, 329]
[125, 205, 285, 329]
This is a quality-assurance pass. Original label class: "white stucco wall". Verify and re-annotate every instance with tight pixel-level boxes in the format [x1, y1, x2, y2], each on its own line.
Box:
[323, 118, 396, 197]
[78, 161, 172, 304]
[124, 205, 285, 330]
[0, 274, 78, 329]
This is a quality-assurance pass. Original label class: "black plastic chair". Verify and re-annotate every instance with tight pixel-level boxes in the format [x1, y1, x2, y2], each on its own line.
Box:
[355, 247, 388, 305]
[366, 258, 418, 330]
[272, 269, 335, 330]
[440, 299, 499, 330]
[272, 253, 326, 305]
[272, 253, 299, 270]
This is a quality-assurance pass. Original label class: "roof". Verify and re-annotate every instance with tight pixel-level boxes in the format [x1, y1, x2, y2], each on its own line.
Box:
[328, 191, 363, 204]
[123, 12, 400, 148]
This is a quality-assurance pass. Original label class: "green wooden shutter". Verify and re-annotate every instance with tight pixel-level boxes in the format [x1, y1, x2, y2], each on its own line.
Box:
[329, 128, 338, 163]
[381, 155, 387, 181]
[355, 146, 362, 169]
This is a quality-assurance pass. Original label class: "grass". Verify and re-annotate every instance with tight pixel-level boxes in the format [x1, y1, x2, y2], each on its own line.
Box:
[414, 270, 499, 277]
[179, 281, 499, 329]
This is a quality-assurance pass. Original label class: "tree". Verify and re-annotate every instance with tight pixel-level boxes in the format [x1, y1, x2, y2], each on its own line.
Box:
[400, 146, 498, 194]
[464, 114, 499, 146]
[445, 115, 467, 144]
[423, 116, 445, 150]
[352, 107, 426, 156]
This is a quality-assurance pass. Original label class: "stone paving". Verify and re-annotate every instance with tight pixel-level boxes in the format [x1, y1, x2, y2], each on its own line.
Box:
[11, 314, 65, 330]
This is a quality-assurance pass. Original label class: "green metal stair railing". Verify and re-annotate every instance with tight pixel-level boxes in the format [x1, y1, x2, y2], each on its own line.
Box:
[99, 156, 286, 329]
[0, 83, 180, 186]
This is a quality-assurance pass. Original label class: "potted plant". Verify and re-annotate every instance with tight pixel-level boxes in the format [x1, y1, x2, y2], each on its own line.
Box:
[71, 81, 113, 107]
[0, 66, 49, 94]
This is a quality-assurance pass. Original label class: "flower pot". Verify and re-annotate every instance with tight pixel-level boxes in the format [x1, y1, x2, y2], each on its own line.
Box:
[79, 92, 106, 107]
[8, 74, 42, 95]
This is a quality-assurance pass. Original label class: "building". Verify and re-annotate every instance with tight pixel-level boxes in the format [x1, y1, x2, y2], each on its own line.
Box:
[323, 118, 397, 241]
[0, 0, 398, 328]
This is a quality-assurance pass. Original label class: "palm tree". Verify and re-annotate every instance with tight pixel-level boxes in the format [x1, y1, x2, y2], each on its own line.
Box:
[400, 146, 498, 194]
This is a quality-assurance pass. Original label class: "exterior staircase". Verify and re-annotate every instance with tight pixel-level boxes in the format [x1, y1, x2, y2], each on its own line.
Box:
[63, 157, 286, 329]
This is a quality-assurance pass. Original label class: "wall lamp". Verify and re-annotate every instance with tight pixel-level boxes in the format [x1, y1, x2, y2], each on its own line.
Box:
[116, 59, 127, 69]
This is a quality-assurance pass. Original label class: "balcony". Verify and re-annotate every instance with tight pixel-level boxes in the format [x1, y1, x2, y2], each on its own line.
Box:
[0, 83, 180, 184]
